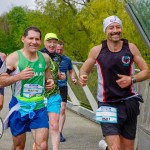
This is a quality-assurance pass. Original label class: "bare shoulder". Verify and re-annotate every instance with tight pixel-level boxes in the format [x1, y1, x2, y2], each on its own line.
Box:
[6, 51, 18, 69]
[129, 43, 141, 56]
[90, 45, 102, 53]
[89, 44, 102, 59]
[6, 51, 18, 61]
[129, 43, 149, 70]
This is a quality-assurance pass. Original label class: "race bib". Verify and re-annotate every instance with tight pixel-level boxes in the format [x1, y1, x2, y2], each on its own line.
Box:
[96, 106, 118, 123]
[23, 84, 43, 98]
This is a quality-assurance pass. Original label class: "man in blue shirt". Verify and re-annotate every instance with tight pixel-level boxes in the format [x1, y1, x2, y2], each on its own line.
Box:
[56, 40, 77, 142]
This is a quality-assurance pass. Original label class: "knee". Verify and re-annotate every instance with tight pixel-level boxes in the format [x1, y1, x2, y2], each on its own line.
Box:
[108, 144, 121, 150]
[12, 134, 26, 150]
[12, 143, 25, 150]
[36, 141, 48, 150]
[50, 123, 59, 132]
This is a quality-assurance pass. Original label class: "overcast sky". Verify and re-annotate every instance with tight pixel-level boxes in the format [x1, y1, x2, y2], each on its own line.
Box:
[0, 0, 37, 15]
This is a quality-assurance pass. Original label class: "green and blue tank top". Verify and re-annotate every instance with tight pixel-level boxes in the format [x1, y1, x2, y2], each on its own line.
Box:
[11, 50, 46, 103]
[41, 48, 62, 97]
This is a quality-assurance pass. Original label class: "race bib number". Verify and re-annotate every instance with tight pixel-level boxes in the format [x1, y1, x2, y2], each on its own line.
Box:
[96, 106, 117, 123]
[23, 84, 43, 98]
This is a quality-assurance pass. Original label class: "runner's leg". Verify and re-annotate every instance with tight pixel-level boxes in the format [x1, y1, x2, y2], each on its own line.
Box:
[59, 102, 66, 133]
[32, 128, 49, 150]
[12, 133, 26, 150]
[48, 112, 60, 150]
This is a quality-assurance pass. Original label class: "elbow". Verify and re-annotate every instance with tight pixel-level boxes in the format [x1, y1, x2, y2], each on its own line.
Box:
[145, 69, 150, 79]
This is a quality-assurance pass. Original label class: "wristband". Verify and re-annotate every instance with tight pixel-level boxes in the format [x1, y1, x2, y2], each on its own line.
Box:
[6, 68, 13, 74]
[131, 76, 137, 84]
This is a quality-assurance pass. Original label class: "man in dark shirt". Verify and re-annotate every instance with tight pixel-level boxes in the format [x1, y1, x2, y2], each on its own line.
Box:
[79, 15, 150, 150]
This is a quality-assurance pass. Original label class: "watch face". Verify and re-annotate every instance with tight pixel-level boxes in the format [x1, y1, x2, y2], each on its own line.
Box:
[131, 77, 136, 84]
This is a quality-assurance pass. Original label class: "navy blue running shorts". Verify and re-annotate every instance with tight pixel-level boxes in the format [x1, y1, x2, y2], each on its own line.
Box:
[9, 107, 49, 136]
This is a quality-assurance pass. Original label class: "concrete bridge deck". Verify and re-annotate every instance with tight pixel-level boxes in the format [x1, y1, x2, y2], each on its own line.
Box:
[0, 87, 102, 150]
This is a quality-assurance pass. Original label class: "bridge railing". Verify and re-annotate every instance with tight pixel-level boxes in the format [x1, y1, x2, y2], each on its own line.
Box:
[67, 62, 97, 119]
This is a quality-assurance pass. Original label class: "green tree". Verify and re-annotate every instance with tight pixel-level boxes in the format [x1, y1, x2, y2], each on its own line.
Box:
[77, 0, 150, 65]
[6, 6, 28, 52]
[35, 0, 89, 61]
[0, 0, 149, 65]
[0, 15, 9, 53]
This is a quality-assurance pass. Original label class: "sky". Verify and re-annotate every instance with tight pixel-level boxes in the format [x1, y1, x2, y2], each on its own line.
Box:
[0, 0, 37, 15]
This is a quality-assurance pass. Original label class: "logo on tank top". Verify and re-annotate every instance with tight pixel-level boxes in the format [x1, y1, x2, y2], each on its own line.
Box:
[53, 57, 60, 62]
[122, 56, 130, 66]
[38, 63, 43, 68]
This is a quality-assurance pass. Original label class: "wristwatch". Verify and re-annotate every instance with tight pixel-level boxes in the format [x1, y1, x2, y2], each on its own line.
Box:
[131, 76, 137, 84]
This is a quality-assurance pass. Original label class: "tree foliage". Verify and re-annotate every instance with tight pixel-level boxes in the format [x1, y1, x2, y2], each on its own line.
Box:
[0, 0, 149, 65]
[5, 7, 28, 53]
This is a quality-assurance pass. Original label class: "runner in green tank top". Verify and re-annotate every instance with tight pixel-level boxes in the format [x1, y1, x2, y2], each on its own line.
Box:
[0, 26, 54, 150]
[16, 50, 46, 102]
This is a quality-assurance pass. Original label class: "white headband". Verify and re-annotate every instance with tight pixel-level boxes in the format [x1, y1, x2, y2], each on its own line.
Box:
[103, 16, 122, 33]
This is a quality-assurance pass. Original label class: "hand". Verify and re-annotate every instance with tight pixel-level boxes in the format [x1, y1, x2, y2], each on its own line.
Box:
[116, 74, 132, 88]
[17, 67, 34, 80]
[45, 78, 54, 90]
[71, 78, 77, 84]
[79, 75, 88, 86]
[58, 72, 66, 80]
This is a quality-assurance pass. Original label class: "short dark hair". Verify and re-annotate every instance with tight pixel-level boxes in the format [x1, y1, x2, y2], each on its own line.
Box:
[23, 26, 42, 39]
[57, 40, 64, 46]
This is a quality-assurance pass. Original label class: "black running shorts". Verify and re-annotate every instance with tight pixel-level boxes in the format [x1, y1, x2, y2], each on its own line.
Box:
[59, 86, 68, 102]
[98, 97, 140, 140]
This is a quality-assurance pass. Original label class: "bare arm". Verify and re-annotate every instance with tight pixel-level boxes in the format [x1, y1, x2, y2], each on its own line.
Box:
[43, 53, 54, 90]
[69, 69, 77, 84]
[79, 45, 101, 86]
[57, 69, 66, 80]
[116, 43, 150, 88]
[130, 43, 150, 81]
[69, 69, 76, 78]
[0, 52, 34, 88]
[43, 53, 53, 80]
